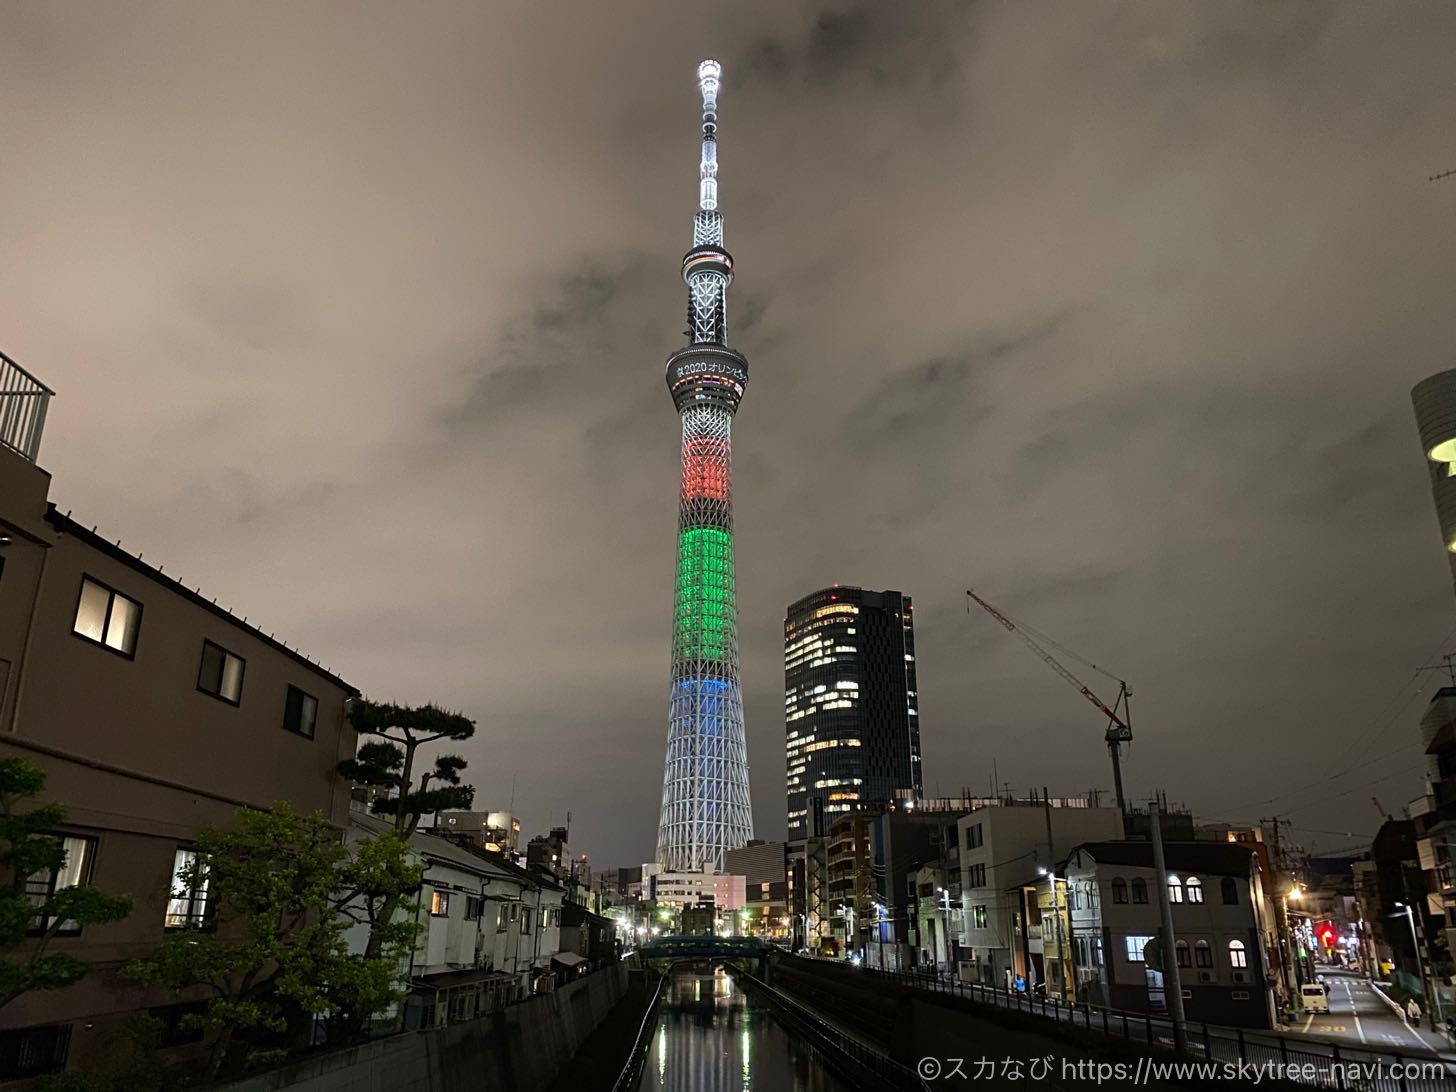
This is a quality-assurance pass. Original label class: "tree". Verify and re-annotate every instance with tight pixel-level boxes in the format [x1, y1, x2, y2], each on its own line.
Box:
[0, 758, 130, 1010]
[124, 803, 348, 1083]
[323, 830, 424, 1041]
[337, 701, 476, 835]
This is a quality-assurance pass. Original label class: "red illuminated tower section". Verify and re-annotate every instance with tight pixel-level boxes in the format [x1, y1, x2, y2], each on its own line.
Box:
[655, 60, 754, 873]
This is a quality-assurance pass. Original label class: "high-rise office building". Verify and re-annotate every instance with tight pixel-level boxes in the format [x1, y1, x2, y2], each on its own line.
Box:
[784, 586, 923, 840]
[655, 60, 754, 872]
[1411, 369, 1456, 599]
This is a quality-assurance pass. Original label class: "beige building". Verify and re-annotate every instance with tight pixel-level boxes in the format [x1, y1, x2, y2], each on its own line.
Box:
[0, 353, 357, 1079]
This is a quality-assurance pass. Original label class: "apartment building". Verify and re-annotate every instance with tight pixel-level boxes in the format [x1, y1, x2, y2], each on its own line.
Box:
[0, 354, 358, 1077]
[955, 796, 1124, 988]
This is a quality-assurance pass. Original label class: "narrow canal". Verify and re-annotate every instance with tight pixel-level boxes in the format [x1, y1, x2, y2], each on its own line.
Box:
[636, 967, 856, 1092]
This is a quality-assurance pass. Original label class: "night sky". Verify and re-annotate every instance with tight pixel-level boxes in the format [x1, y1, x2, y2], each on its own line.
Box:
[5, 2, 1456, 869]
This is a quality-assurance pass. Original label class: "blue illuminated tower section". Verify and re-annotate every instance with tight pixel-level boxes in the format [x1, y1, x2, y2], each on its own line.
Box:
[656, 60, 754, 872]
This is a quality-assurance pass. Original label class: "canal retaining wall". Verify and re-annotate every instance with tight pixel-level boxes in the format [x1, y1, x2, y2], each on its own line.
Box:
[214, 966, 628, 1092]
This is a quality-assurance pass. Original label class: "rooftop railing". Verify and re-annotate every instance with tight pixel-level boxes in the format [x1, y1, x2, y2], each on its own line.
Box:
[0, 351, 53, 463]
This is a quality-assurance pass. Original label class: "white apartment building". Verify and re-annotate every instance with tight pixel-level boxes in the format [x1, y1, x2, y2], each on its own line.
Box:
[956, 798, 1124, 986]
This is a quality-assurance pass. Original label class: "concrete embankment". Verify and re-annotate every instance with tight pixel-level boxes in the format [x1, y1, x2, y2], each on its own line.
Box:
[214, 966, 628, 1092]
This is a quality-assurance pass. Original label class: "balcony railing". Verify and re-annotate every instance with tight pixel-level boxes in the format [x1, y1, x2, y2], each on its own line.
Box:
[0, 351, 53, 463]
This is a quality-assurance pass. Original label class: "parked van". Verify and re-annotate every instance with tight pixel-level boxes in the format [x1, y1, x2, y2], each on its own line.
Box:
[1301, 983, 1330, 1014]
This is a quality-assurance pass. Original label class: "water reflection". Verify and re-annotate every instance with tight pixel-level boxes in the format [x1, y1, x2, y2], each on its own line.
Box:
[638, 967, 853, 1092]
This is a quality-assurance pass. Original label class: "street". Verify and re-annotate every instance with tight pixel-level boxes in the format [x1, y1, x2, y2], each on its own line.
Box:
[1295, 969, 1451, 1057]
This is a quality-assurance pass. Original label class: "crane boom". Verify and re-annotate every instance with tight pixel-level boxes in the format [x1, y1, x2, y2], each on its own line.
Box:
[967, 588, 1134, 816]
[966, 589, 1131, 739]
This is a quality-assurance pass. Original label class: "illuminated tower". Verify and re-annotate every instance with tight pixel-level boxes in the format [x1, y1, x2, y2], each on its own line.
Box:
[655, 60, 754, 872]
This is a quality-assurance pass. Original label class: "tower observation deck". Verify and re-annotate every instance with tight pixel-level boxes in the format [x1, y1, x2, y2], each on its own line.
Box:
[655, 60, 754, 872]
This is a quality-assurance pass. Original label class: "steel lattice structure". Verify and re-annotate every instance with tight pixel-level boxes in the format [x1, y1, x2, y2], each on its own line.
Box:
[655, 60, 754, 872]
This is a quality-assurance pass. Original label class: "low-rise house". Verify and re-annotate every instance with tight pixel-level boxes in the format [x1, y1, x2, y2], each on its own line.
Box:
[345, 814, 565, 1029]
[1064, 841, 1277, 1029]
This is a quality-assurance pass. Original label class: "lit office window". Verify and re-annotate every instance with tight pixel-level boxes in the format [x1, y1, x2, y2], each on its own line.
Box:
[165, 848, 210, 928]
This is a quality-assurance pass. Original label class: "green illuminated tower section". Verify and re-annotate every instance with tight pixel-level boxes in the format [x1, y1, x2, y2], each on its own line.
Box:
[656, 60, 754, 872]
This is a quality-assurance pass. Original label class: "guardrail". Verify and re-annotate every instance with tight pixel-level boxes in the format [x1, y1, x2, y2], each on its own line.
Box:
[844, 961, 1456, 1092]
[0, 351, 53, 463]
[609, 969, 668, 1092]
[732, 967, 931, 1092]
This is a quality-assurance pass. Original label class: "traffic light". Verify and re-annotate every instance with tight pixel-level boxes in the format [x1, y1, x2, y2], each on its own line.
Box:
[1316, 921, 1337, 949]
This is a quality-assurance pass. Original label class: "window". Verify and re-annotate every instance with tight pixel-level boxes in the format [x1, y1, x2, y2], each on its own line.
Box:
[1131, 878, 1148, 904]
[521, 907, 531, 934]
[197, 640, 245, 705]
[965, 824, 982, 850]
[971, 905, 988, 928]
[25, 835, 95, 934]
[283, 685, 318, 738]
[165, 849, 210, 928]
[1195, 940, 1212, 968]
[1186, 877, 1204, 904]
[1175, 940, 1191, 968]
[0, 1024, 72, 1080]
[1167, 876, 1183, 903]
[1228, 940, 1247, 969]
[1220, 877, 1238, 905]
[72, 576, 141, 657]
[967, 863, 986, 887]
[1111, 878, 1127, 904]
[1066, 886, 1080, 910]
[430, 891, 450, 917]
[1124, 934, 1154, 962]
[464, 896, 482, 921]
[497, 905, 511, 932]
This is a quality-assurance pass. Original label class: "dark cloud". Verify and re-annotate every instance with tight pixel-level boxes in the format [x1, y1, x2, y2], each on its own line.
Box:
[4, 1, 1456, 866]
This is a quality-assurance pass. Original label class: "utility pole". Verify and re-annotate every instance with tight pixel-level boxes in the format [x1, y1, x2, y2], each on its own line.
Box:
[1150, 802, 1188, 1053]
[1264, 815, 1298, 1009]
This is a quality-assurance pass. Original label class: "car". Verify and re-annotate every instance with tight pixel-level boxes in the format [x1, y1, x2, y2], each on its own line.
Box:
[1301, 983, 1330, 1014]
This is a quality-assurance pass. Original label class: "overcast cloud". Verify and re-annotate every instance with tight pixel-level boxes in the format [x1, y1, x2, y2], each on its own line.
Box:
[4, 1, 1456, 866]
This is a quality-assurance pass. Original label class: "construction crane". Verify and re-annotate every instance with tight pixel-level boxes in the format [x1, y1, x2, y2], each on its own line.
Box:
[966, 589, 1133, 815]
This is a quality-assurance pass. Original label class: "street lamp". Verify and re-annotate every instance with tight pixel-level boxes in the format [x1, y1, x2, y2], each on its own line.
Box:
[1039, 867, 1067, 1001]
[1393, 901, 1441, 1023]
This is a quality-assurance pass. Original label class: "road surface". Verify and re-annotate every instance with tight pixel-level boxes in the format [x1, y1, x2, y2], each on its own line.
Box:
[1295, 968, 1451, 1056]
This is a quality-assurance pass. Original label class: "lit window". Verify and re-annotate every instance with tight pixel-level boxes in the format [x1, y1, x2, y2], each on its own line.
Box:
[72, 576, 141, 657]
[430, 891, 450, 917]
[1167, 876, 1183, 904]
[1186, 877, 1203, 904]
[165, 848, 210, 928]
[197, 641, 245, 705]
[25, 835, 95, 934]
[283, 685, 318, 738]
[1228, 940, 1247, 969]
[1124, 934, 1153, 962]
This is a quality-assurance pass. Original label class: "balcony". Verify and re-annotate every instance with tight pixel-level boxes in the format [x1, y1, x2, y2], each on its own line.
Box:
[0, 351, 53, 462]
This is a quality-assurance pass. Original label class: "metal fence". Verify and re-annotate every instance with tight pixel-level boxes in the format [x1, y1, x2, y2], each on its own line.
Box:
[733, 968, 932, 1092]
[849, 962, 1456, 1092]
[611, 970, 668, 1092]
[0, 351, 52, 463]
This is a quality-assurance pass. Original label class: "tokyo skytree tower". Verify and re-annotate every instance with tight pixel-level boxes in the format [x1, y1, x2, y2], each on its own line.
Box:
[655, 60, 754, 872]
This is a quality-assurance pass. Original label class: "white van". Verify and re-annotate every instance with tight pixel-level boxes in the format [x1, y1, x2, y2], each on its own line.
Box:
[1301, 983, 1330, 1014]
